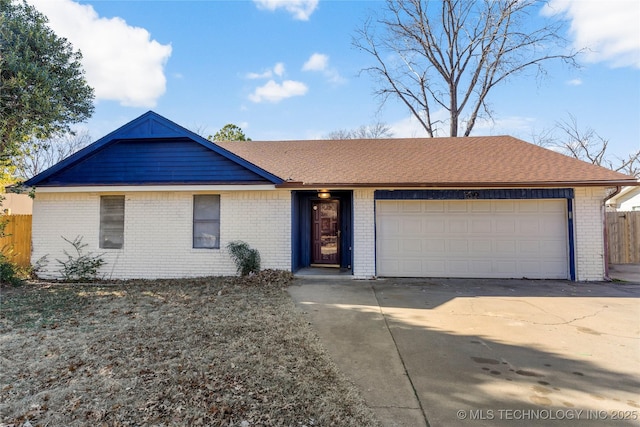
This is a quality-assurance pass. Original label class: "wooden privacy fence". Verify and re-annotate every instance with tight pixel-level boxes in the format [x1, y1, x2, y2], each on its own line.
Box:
[606, 211, 640, 264]
[0, 215, 32, 268]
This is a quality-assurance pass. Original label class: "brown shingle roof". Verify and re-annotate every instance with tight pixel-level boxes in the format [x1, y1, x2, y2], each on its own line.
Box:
[216, 136, 637, 188]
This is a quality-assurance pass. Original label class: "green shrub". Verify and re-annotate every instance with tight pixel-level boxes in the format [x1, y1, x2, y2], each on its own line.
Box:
[0, 253, 22, 286]
[56, 236, 105, 281]
[226, 241, 261, 276]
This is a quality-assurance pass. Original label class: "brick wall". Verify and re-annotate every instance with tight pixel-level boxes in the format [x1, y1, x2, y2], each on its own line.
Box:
[573, 187, 608, 281]
[32, 190, 291, 279]
[352, 189, 376, 278]
[32, 186, 610, 281]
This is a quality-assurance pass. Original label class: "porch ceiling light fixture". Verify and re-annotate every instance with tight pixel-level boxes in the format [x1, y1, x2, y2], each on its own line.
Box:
[317, 189, 331, 199]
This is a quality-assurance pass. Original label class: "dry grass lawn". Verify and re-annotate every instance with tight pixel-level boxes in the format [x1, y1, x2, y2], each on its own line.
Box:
[0, 271, 379, 427]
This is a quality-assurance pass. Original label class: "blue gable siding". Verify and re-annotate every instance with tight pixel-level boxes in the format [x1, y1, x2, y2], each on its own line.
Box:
[36, 138, 271, 185]
[25, 111, 283, 187]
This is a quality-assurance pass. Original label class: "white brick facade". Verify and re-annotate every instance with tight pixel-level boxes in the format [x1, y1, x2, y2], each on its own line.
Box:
[32, 186, 610, 281]
[573, 187, 608, 281]
[32, 189, 291, 279]
[352, 189, 376, 279]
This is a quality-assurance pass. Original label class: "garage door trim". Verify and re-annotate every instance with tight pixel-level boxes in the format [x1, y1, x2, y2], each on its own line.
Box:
[374, 189, 575, 280]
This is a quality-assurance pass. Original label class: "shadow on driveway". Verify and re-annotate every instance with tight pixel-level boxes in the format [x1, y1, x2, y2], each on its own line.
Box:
[289, 278, 640, 427]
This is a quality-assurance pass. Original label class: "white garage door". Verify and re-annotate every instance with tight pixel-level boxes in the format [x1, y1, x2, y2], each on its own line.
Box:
[376, 199, 569, 279]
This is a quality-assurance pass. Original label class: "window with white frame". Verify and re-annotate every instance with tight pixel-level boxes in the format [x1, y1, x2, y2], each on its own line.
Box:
[193, 195, 220, 249]
[100, 196, 125, 249]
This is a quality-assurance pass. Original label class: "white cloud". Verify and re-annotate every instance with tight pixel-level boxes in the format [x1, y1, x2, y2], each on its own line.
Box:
[303, 53, 328, 71]
[28, 0, 172, 107]
[543, 0, 640, 68]
[302, 53, 346, 84]
[388, 115, 431, 138]
[273, 62, 286, 77]
[566, 78, 582, 86]
[253, 0, 319, 21]
[249, 80, 308, 103]
[247, 62, 286, 79]
[388, 112, 537, 138]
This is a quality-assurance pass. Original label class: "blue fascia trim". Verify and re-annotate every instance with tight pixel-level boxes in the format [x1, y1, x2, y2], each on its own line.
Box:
[567, 199, 576, 281]
[374, 188, 575, 200]
[25, 111, 284, 187]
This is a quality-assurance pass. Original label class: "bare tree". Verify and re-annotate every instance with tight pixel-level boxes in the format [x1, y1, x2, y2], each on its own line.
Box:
[326, 122, 394, 139]
[15, 130, 92, 179]
[354, 0, 580, 137]
[538, 114, 639, 178]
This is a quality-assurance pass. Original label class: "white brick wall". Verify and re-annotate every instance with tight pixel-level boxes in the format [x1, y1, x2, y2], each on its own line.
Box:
[352, 189, 376, 278]
[32, 190, 291, 279]
[573, 187, 608, 281]
[32, 186, 610, 281]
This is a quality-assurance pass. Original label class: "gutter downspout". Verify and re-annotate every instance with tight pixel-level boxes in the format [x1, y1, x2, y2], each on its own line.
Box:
[602, 186, 622, 281]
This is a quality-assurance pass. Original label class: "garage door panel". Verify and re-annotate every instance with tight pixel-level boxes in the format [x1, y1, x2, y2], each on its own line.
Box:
[448, 240, 469, 254]
[496, 220, 516, 233]
[471, 219, 492, 233]
[519, 219, 540, 234]
[425, 239, 446, 253]
[448, 202, 469, 213]
[402, 218, 422, 234]
[471, 201, 492, 212]
[471, 240, 491, 252]
[517, 200, 541, 212]
[376, 199, 569, 279]
[425, 201, 445, 212]
[495, 201, 516, 212]
[448, 220, 468, 233]
[425, 219, 445, 232]
[495, 260, 518, 275]
[519, 240, 541, 253]
[469, 260, 493, 274]
[402, 239, 422, 253]
[496, 240, 517, 253]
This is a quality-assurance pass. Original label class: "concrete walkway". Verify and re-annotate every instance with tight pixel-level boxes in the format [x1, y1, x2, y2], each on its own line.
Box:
[289, 278, 640, 427]
[289, 279, 427, 426]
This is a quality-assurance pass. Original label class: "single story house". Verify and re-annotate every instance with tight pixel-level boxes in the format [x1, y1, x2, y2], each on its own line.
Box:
[606, 185, 640, 211]
[25, 111, 638, 281]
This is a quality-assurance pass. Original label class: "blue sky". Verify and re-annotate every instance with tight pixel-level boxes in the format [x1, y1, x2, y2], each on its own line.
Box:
[27, 0, 640, 159]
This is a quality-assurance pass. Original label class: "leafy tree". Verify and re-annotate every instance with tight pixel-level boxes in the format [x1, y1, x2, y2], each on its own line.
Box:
[536, 114, 640, 178]
[354, 0, 579, 137]
[0, 0, 94, 168]
[208, 124, 251, 142]
[326, 122, 393, 140]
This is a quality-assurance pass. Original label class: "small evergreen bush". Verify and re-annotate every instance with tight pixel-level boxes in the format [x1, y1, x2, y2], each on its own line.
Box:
[226, 241, 261, 276]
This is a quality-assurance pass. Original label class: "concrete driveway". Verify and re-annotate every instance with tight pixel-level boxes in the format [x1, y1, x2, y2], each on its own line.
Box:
[288, 278, 640, 427]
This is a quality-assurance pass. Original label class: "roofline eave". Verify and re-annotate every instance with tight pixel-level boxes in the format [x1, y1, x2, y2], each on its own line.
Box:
[275, 180, 640, 189]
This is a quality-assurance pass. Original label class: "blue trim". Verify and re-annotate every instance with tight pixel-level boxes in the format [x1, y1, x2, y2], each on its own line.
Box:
[291, 190, 353, 272]
[25, 111, 284, 187]
[375, 188, 574, 200]
[567, 199, 576, 280]
[373, 195, 378, 277]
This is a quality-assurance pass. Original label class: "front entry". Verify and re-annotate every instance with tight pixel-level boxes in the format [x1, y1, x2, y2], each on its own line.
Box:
[311, 200, 340, 265]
